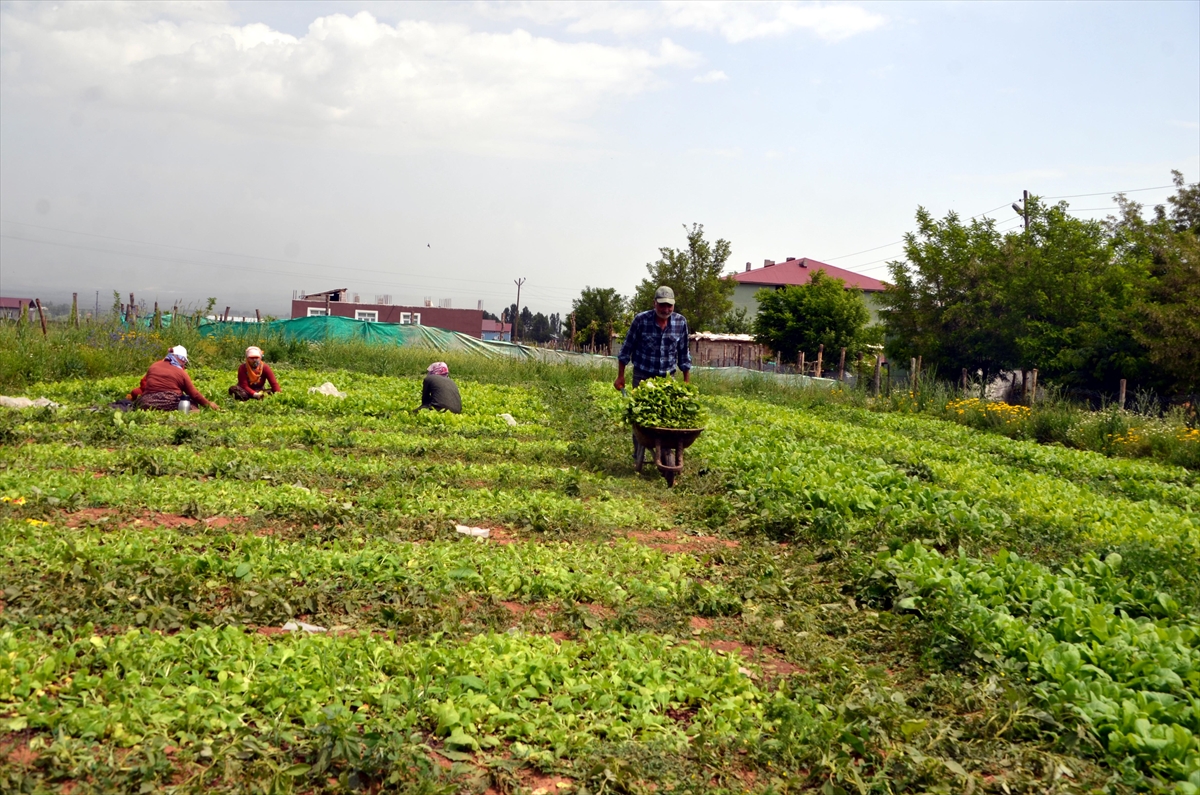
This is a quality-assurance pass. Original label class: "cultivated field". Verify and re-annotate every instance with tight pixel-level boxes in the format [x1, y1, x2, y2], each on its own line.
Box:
[2, 359, 1198, 794]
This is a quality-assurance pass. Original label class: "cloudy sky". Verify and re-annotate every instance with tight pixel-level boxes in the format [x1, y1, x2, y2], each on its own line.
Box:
[1, 0, 1197, 318]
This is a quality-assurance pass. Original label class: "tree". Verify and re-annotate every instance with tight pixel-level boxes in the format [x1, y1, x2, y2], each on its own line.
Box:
[528, 312, 553, 343]
[753, 271, 871, 362]
[878, 208, 1013, 377]
[569, 287, 626, 350]
[879, 197, 1159, 392]
[1116, 174, 1200, 394]
[716, 306, 752, 334]
[632, 224, 734, 332]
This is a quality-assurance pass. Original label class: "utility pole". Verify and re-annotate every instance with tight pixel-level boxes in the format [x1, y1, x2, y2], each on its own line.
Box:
[512, 278, 525, 343]
[1011, 189, 1029, 232]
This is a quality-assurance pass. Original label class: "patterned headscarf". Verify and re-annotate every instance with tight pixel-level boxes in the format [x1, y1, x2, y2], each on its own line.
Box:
[165, 353, 187, 369]
[427, 362, 449, 376]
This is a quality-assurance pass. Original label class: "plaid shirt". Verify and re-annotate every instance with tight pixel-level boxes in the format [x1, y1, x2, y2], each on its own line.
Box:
[618, 310, 691, 376]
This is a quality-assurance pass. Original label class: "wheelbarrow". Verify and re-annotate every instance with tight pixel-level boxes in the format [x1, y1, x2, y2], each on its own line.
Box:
[632, 423, 705, 487]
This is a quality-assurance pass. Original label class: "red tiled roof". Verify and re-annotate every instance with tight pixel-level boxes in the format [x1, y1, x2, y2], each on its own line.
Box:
[0, 297, 34, 309]
[732, 258, 887, 292]
[481, 320, 511, 333]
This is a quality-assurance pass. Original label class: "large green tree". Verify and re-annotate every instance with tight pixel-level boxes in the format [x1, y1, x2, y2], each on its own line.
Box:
[880, 193, 1172, 392]
[568, 287, 627, 350]
[877, 208, 1013, 376]
[632, 224, 734, 331]
[752, 271, 872, 361]
[1116, 173, 1200, 394]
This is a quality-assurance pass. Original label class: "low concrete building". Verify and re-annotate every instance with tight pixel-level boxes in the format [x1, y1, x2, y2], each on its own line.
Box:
[292, 288, 488, 338]
[481, 319, 512, 341]
[731, 258, 888, 322]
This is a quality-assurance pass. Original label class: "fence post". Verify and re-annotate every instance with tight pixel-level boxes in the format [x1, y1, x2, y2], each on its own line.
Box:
[1118, 379, 1127, 410]
[71, 293, 79, 327]
[256, 309, 261, 323]
[35, 299, 48, 336]
[799, 352, 805, 376]
[873, 356, 882, 397]
[1030, 369, 1038, 405]
[816, 344, 824, 378]
[838, 347, 846, 382]
[961, 368, 968, 396]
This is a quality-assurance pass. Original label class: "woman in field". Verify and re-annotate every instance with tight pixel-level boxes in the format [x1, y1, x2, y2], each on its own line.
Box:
[418, 361, 462, 414]
[229, 346, 281, 401]
[128, 345, 219, 411]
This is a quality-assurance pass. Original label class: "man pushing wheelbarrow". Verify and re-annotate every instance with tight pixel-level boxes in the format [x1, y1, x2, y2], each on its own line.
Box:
[614, 286, 705, 486]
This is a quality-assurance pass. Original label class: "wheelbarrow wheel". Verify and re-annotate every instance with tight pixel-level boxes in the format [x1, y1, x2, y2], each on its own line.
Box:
[633, 438, 645, 472]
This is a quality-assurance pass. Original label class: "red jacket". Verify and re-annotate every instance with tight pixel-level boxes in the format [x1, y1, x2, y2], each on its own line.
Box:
[129, 360, 213, 407]
[237, 362, 280, 394]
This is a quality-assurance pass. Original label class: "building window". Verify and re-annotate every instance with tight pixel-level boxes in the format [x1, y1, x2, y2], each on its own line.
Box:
[355, 310, 378, 322]
[400, 312, 411, 324]
[412, 313, 421, 325]
[307, 308, 328, 317]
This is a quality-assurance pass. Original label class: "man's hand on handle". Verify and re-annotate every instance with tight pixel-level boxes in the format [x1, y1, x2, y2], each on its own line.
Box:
[614, 362, 627, 392]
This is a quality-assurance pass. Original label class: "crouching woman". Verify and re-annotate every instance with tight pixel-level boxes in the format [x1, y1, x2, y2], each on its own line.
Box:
[128, 346, 219, 411]
[229, 346, 281, 401]
[418, 362, 461, 414]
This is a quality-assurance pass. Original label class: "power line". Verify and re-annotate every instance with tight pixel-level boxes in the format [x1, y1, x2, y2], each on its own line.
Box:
[0, 233, 520, 302]
[0, 218, 584, 297]
[850, 217, 1026, 274]
[820, 182, 1175, 275]
[822, 203, 1018, 268]
[1045, 184, 1175, 200]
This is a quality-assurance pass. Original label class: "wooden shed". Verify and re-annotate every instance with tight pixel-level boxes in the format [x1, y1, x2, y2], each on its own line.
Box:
[689, 332, 769, 369]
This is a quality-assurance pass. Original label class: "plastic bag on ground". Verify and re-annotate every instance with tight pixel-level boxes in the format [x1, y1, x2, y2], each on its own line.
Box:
[307, 382, 346, 398]
[282, 620, 327, 633]
[455, 524, 490, 538]
[0, 396, 60, 409]
[498, 413, 517, 426]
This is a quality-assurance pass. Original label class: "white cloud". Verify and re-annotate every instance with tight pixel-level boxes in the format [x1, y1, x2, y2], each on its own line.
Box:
[687, 146, 742, 158]
[665, 1, 884, 43]
[693, 69, 728, 83]
[0, 2, 701, 153]
[484, 1, 885, 44]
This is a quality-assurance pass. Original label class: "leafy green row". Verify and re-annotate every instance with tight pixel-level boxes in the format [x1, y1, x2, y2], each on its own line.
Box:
[0, 520, 730, 629]
[867, 542, 1200, 790]
[817, 403, 1199, 512]
[704, 396, 1200, 571]
[0, 467, 667, 531]
[7, 442, 600, 492]
[2, 627, 765, 763]
[23, 370, 547, 421]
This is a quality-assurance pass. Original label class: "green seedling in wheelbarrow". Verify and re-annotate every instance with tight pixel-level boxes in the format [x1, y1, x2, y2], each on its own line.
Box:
[623, 379, 707, 487]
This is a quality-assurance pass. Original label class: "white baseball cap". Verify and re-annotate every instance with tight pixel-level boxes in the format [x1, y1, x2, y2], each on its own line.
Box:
[169, 345, 188, 360]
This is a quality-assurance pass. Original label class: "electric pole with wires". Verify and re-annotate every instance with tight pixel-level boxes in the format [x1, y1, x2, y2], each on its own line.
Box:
[512, 278, 525, 343]
[1012, 189, 1030, 231]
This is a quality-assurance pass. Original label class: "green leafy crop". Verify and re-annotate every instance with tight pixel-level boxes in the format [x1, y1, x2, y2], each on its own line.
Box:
[624, 378, 707, 429]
